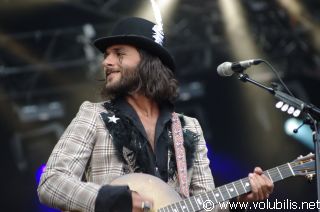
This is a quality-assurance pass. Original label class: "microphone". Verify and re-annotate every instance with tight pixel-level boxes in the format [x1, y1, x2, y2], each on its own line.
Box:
[217, 59, 263, 77]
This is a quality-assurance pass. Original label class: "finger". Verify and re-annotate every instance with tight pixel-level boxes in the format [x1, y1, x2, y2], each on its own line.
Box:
[261, 174, 274, 194]
[255, 174, 273, 199]
[254, 167, 263, 175]
[248, 173, 260, 201]
[241, 192, 254, 203]
[131, 191, 154, 212]
[143, 200, 153, 210]
[131, 191, 144, 212]
[141, 196, 154, 211]
[252, 173, 265, 201]
[254, 167, 274, 195]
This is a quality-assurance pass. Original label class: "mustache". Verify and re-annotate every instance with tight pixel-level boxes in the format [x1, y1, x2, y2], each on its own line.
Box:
[104, 67, 121, 76]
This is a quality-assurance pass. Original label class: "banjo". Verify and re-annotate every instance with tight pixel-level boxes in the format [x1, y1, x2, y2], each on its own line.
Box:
[111, 153, 315, 212]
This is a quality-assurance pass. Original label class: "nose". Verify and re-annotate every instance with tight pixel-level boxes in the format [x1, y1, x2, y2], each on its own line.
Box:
[102, 53, 116, 67]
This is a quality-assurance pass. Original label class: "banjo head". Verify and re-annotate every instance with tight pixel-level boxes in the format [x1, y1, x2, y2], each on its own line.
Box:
[111, 173, 182, 211]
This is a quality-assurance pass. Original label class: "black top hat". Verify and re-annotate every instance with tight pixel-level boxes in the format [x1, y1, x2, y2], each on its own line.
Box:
[93, 17, 175, 71]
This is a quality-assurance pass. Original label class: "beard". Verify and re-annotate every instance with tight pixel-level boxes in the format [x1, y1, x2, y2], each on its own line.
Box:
[101, 65, 140, 100]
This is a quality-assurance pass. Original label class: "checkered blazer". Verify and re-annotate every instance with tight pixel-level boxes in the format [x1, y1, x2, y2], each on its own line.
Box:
[37, 101, 228, 212]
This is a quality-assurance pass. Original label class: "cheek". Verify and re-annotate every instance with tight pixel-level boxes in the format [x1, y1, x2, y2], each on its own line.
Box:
[125, 62, 139, 72]
[124, 56, 140, 68]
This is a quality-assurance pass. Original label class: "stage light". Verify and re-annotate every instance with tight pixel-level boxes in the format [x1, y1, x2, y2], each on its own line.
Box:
[217, 0, 285, 154]
[36, 164, 60, 211]
[36, 164, 46, 185]
[217, 0, 272, 82]
[278, 0, 320, 53]
[284, 118, 313, 149]
[217, 0, 261, 61]
[134, 0, 179, 29]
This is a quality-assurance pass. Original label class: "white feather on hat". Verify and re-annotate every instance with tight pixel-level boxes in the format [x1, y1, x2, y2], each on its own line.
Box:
[150, 0, 164, 46]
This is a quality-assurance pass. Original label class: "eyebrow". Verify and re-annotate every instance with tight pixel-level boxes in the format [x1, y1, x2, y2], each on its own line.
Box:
[106, 47, 126, 54]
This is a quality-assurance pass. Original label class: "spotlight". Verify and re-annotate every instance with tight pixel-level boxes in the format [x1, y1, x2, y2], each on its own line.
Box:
[36, 164, 46, 185]
[284, 118, 313, 149]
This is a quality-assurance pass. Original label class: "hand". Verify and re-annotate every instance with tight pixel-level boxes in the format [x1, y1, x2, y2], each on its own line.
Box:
[131, 190, 153, 212]
[237, 167, 274, 203]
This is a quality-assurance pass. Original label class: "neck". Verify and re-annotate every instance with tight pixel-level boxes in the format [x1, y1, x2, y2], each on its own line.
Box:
[126, 93, 159, 118]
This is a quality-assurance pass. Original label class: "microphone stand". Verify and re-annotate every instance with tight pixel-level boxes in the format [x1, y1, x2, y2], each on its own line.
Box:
[237, 73, 320, 210]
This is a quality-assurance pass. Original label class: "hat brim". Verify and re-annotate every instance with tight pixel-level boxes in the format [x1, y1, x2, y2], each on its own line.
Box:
[93, 35, 175, 71]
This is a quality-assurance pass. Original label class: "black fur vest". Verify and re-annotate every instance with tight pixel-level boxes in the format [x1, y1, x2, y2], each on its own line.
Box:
[100, 101, 200, 180]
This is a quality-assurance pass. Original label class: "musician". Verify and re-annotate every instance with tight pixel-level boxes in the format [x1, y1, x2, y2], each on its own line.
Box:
[37, 17, 273, 212]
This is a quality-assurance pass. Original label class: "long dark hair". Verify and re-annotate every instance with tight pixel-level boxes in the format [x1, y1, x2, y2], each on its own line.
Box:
[135, 49, 178, 104]
[101, 48, 178, 104]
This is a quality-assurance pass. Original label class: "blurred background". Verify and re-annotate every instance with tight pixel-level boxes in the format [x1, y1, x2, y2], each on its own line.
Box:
[1, 0, 319, 211]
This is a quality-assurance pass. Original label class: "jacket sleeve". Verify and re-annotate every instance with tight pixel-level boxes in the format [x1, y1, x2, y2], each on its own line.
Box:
[37, 101, 131, 212]
[188, 117, 230, 212]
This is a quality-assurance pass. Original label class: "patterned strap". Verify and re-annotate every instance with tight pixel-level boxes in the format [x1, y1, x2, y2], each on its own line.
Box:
[171, 112, 189, 198]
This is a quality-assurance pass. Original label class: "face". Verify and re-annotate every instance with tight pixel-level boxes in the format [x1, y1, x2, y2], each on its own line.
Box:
[102, 44, 141, 96]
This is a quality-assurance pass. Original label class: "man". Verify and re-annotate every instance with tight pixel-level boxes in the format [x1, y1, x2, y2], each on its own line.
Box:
[37, 17, 273, 212]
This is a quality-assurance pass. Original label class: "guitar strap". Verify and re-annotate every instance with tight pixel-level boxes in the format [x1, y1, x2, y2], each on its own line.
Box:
[171, 112, 189, 198]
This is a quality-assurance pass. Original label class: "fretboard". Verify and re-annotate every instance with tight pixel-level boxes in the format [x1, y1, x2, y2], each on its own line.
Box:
[158, 162, 295, 212]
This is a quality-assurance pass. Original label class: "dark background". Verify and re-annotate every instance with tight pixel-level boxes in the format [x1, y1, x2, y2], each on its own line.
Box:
[1, 0, 319, 211]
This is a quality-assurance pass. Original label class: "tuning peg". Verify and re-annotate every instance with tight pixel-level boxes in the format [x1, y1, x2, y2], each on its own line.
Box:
[305, 152, 315, 160]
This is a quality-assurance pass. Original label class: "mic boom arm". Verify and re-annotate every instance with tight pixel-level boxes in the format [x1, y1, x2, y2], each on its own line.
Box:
[237, 73, 320, 120]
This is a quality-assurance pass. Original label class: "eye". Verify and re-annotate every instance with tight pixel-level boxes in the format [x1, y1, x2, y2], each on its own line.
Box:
[116, 52, 125, 57]
[104, 52, 109, 59]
